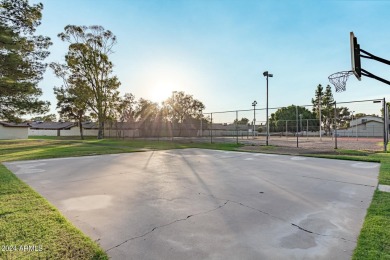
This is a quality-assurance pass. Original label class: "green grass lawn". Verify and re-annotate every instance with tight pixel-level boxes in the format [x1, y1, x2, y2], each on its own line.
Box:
[0, 137, 389, 259]
[0, 165, 107, 259]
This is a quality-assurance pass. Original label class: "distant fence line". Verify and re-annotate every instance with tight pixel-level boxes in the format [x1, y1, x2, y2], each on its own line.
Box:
[28, 97, 388, 151]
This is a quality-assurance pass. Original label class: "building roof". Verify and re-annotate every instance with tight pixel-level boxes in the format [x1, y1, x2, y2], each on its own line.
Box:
[356, 120, 384, 126]
[28, 121, 135, 130]
[0, 121, 30, 128]
[82, 122, 99, 129]
[29, 121, 77, 130]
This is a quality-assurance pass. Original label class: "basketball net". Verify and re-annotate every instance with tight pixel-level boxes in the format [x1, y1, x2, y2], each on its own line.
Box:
[328, 71, 353, 92]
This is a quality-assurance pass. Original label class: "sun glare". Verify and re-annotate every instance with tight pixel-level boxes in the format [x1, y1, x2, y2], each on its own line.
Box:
[140, 61, 195, 103]
[150, 81, 176, 103]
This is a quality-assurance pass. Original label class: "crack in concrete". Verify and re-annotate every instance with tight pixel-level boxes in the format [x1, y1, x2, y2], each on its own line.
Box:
[234, 200, 356, 243]
[227, 198, 356, 243]
[226, 199, 287, 222]
[193, 190, 356, 243]
[106, 183, 355, 253]
[291, 223, 356, 242]
[105, 200, 229, 252]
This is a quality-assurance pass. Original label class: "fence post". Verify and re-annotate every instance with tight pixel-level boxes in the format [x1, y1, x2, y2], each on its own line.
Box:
[211, 113, 213, 144]
[236, 111, 238, 145]
[286, 120, 288, 139]
[306, 119, 309, 140]
[296, 105, 299, 148]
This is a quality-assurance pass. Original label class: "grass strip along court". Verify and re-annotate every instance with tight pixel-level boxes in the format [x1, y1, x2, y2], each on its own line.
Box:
[0, 137, 389, 259]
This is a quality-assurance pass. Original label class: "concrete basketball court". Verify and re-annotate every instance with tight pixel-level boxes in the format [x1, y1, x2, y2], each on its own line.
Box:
[4, 149, 379, 259]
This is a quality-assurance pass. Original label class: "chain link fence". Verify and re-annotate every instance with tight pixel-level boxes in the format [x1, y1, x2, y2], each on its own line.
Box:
[104, 98, 388, 152]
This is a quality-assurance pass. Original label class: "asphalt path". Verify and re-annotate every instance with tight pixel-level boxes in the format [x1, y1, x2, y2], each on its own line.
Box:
[5, 149, 379, 259]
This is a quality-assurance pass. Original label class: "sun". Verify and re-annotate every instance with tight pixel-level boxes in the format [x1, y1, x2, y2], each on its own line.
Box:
[143, 61, 191, 103]
[150, 81, 176, 103]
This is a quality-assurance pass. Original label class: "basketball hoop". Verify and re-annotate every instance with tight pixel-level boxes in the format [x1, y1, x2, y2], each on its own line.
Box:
[328, 71, 353, 92]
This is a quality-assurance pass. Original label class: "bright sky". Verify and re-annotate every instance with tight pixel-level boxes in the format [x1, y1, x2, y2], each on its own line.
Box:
[32, 0, 390, 121]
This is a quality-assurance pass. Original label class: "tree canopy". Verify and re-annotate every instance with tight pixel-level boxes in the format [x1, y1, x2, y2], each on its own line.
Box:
[269, 105, 317, 132]
[0, 0, 51, 121]
[234, 117, 250, 125]
[311, 84, 337, 134]
[53, 25, 120, 139]
[163, 91, 205, 123]
[162, 91, 205, 136]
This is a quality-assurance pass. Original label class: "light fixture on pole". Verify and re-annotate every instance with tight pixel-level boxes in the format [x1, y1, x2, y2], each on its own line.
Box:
[263, 71, 273, 145]
[252, 101, 257, 138]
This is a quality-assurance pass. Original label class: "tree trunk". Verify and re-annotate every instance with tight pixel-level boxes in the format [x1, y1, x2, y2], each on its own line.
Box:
[178, 123, 183, 137]
[98, 121, 104, 139]
[79, 118, 84, 140]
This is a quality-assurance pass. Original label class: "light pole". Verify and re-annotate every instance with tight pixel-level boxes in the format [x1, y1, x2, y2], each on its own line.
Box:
[263, 71, 273, 145]
[199, 108, 203, 137]
[252, 101, 257, 138]
[319, 93, 322, 141]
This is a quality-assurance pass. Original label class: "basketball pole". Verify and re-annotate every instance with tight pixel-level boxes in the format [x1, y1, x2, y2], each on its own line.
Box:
[386, 102, 389, 147]
[334, 101, 338, 149]
[383, 98, 387, 152]
[266, 75, 269, 145]
[296, 105, 299, 148]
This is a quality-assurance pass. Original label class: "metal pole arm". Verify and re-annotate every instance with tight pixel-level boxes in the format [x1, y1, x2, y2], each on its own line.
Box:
[361, 69, 390, 85]
[360, 49, 390, 66]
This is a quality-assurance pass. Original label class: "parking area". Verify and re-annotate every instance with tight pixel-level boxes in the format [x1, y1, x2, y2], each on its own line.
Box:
[4, 149, 379, 259]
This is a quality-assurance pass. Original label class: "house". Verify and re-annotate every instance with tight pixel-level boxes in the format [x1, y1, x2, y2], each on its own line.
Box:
[28, 121, 139, 138]
[28, 121, 101, 137]
[29, 121, 77, 136]
[0, 121, 29, 139]
[337, 115, 384, 137]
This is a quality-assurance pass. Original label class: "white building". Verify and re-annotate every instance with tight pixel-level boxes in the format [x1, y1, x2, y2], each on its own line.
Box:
[28, 121, 139, 138]
[337, 116, 384, 137]
[0, 122, 29, 139]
